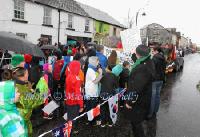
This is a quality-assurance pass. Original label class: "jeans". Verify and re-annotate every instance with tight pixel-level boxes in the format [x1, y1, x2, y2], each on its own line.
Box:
[100, 101, 112, 125]
[148, 81, 163, 117]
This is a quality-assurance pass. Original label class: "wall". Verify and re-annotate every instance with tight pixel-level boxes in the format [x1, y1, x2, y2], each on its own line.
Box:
[64, 14, 93, 39]
[95, 20, 110, 34]
[0, 0, 92, 45]
[109, 25, 122, 38]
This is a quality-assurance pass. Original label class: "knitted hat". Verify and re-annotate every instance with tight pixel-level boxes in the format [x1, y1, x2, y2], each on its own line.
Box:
[136, 44, 150, 57]
[24, 54, 32, 63]
[11, 54, 24, 67]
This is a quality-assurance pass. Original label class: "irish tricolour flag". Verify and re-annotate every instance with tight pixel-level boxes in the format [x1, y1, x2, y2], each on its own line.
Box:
[87, 105, 100, 121]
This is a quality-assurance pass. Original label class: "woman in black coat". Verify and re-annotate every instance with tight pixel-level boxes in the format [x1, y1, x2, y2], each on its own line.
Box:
[124, 45, 155, 137]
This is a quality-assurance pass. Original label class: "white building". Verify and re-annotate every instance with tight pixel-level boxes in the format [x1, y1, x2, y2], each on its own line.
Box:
[179, 36, 189, 48]
[0, 0, 93, 45]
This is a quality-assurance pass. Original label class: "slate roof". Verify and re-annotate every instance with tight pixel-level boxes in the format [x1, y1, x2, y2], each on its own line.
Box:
[34, 0, 88, 17]
[27, 0, 125, 28]
[77, 2, 126, 28]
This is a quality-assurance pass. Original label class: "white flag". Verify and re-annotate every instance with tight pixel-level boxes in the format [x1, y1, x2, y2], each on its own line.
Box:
[108, 95, 119, 124]
[63, 113, 68, 121]
[42, 100, 59, 115]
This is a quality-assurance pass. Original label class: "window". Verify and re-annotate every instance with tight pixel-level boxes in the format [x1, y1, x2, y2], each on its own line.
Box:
[16, 33, 27, 39]
[113, 27, 117, 36]
[68, 14, 73, 29]
[43, 7, 52, 25]
[85, 19, 90, 32]
[14, 0, 25, 20]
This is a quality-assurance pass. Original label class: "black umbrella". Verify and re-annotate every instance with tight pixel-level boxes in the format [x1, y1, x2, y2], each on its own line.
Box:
[0, 31, 44, 57]
[40, 45, 58, 50]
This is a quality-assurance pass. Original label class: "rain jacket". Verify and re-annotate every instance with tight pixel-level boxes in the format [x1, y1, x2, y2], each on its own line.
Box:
[124, 56, 155, 124]
[152, 53, 166, 81]
[65, 61, 83, 108]
[0, 81, 28, 137]
[15, 79, 44, 137]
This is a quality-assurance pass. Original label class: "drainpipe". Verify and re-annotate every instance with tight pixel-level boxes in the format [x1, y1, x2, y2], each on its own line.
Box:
[58, 9, 61, 44]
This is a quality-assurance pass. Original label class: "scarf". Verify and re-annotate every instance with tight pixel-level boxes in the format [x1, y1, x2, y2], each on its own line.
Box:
[88, 64, 97, 72]
[131, 54, 151, 71]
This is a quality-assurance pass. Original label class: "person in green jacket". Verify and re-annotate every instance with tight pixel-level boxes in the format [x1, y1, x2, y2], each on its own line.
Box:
[12, 67, 44, 137]
[0, 79, 28, 137]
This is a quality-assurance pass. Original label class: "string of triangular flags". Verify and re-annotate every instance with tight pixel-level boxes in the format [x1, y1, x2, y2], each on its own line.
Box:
[39, 89, 137, 137]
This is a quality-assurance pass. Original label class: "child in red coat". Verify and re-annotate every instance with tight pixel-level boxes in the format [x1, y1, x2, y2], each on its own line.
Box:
[65, 61, 84, 134]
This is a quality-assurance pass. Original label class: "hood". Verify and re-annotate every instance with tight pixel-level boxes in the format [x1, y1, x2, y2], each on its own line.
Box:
[43, 63, 49, 72]
[0, 81, 16, 111]
[69, 61, 80, 76]
[89, 56, 99, 68]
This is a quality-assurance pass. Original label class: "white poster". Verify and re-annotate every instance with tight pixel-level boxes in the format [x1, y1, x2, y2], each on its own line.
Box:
[104, 46, 133, 64]
[42, 100, 59, 115]
[120, 27, 142, 52]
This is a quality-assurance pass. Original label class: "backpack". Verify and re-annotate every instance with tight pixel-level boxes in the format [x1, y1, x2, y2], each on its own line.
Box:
[53, 60, 64, 81]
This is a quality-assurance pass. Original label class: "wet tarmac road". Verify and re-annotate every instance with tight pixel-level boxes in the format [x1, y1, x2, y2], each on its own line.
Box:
[157, 53, 200, 137]
[33, 53, 200, 137]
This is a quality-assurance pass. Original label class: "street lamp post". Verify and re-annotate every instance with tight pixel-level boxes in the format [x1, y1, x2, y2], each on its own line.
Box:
[135, 10, 146, 26]
[57, 0, 62, 45]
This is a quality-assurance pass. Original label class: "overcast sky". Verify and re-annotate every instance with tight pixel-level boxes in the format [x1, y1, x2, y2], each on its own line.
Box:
[76, 0, 200, 45]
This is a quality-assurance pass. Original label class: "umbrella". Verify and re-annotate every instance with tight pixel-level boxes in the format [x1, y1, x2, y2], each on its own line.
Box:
[40, 45, 58, 50]
[0, 31, 44, 57]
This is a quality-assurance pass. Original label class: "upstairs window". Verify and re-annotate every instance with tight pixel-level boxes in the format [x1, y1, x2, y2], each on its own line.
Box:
[14, 0, 25, 20]
[43, 7, 52, 25]
[68, 14, 73, 29]
[85, 19, 90, 32]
